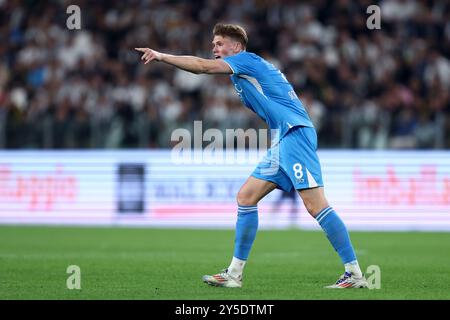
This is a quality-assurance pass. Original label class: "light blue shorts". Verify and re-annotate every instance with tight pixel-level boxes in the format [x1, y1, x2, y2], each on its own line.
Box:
[251, 126, 324, 192]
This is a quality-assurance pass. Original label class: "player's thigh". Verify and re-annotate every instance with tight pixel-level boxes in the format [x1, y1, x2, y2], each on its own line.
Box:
[237, 176, 277, 206]
[251, 147, 294, 195]
[297, 186, 329, 217]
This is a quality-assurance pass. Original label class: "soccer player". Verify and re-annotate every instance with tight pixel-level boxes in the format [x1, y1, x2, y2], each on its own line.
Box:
[135, 23, 368, 289]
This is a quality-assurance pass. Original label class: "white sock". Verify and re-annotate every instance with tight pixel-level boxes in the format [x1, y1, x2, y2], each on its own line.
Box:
[345, 260, 363, 278]
[228, 257, 246, 278]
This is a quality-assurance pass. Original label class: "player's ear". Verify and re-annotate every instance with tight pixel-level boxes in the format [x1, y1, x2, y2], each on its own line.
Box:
[232, 41, 241, 53]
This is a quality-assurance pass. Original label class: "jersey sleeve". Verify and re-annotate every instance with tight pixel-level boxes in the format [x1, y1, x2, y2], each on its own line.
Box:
[223, 51, 256, 76]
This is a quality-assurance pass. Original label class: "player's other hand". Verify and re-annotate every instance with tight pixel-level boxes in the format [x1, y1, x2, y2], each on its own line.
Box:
[134, 48, 162, 64]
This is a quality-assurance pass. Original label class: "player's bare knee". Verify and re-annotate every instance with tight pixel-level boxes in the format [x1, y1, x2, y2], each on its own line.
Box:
[303, 200, 317, 216]
[298, 188, 329, 217]
[303, 199, 328, 217]
[236, 190, 258, 206]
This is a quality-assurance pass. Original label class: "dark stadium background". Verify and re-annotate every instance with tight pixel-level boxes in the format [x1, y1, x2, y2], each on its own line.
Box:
[0, 0, 450, 301]
[1, 0, 448, 149]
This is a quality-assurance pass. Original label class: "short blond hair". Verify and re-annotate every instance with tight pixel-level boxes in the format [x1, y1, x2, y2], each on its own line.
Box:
[213, 23, 248, 49]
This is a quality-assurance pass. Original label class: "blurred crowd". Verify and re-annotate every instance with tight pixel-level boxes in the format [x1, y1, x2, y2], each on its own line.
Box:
[0, 0, 449, 150]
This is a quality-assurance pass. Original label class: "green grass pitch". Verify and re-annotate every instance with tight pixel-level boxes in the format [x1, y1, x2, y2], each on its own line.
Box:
[1, 225, 449, 300]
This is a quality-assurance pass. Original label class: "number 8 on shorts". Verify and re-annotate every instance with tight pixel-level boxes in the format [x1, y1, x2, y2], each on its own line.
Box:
[293, 163, 303, 179]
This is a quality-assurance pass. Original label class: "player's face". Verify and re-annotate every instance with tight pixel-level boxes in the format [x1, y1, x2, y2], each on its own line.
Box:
[212, 35, 242, 59]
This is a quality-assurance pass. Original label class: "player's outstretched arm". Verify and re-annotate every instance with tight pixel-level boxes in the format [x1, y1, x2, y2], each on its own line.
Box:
[134, 48, 232, 75]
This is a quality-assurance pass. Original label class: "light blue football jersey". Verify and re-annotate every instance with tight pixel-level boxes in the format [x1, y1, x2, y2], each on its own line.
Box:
[223, 51, 314, 142]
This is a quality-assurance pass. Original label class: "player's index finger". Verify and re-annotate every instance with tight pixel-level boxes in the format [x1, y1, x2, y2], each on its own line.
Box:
[134, 48, 147, 52]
